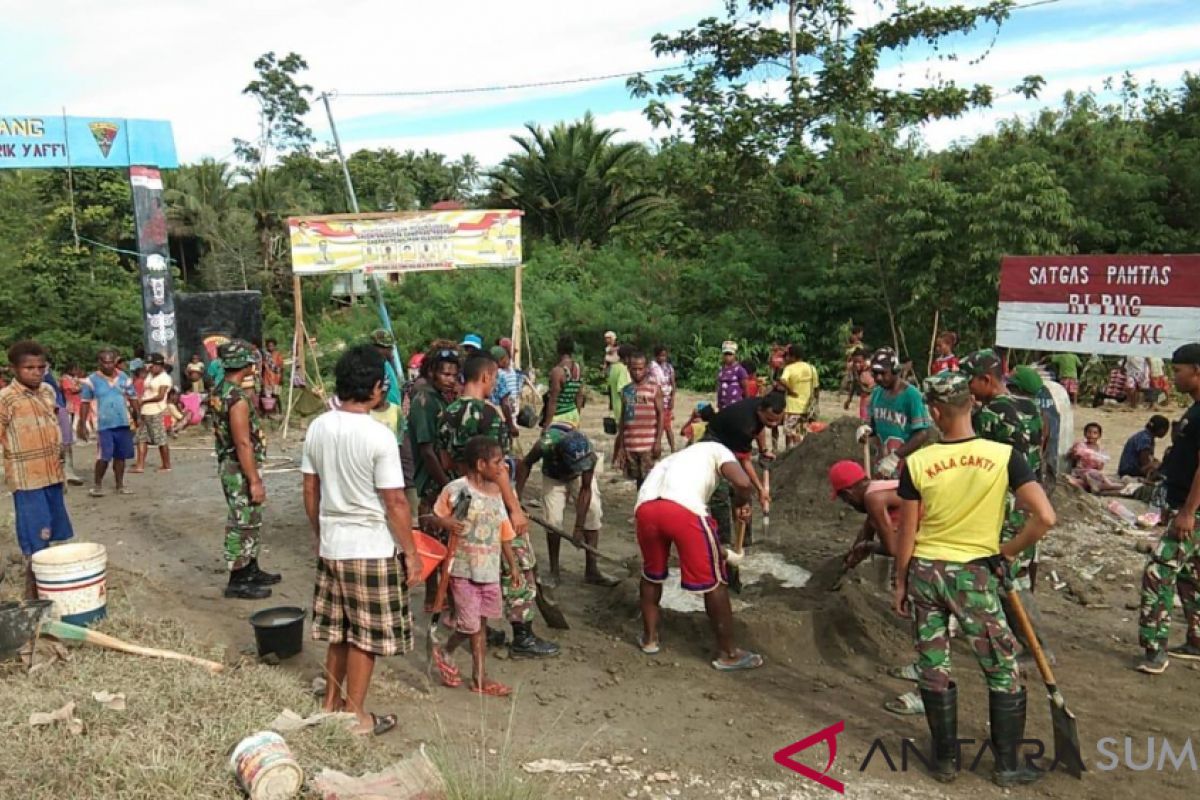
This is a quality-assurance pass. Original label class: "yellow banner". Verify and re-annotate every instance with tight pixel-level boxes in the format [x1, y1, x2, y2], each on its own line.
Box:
[288, 210, 522, 275]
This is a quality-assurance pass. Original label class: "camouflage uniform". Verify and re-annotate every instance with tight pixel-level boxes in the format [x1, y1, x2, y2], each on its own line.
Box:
[972, 383, 1043, 591]
[908, 558, 1019, 694]
[905, 372, 1022, 696]
[1138, 509, 1200, 654]
[210, 377, 266, 571]
[437, 396, 534, 623]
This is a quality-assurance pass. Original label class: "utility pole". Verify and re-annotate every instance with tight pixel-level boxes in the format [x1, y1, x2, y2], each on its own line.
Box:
[318, 92, 403, 377]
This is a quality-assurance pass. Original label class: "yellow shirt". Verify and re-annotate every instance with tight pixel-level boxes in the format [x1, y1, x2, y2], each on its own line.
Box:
[902, 438, 1018, 563]
[780, 361, 818, 414]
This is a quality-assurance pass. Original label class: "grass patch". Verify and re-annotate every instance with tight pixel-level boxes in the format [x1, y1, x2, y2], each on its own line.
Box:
[0, 599, 391, 799]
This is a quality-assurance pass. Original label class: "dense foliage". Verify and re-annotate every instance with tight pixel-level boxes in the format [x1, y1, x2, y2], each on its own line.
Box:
[2, 1, 1198, 388]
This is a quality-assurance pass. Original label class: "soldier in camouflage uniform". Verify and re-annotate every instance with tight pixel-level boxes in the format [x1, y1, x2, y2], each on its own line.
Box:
[437, 353, 556, 657]
[1136, 343, 1200, 674]
[960, 349, 1054, 662]
[209, 340, 278, 599]
[893, 372, 1055, 787]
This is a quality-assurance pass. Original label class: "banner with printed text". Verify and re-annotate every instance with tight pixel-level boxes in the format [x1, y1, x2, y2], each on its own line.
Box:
[0, 115, 177, 168]
[995, 255, 1200, 357]
[288, 211, 522, 275]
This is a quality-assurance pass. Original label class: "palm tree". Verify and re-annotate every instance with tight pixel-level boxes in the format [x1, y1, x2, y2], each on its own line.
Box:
[487, 113, 662, 245]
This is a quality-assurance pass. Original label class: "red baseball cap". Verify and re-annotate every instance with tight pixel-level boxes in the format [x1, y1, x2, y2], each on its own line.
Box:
[828, 460, 867, 499]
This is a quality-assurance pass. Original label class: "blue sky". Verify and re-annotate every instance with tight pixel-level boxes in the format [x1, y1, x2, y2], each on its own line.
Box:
[3, 0, 1198, 166]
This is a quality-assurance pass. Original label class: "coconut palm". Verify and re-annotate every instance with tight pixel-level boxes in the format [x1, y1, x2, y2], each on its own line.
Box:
[488, 113, 662, 245]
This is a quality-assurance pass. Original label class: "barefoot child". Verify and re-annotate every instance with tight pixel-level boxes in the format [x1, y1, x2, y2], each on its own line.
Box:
[430, 435, 522, 697]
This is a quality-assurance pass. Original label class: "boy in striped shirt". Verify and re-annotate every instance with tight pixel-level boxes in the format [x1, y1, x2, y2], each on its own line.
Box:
[615, 352, 664, 488]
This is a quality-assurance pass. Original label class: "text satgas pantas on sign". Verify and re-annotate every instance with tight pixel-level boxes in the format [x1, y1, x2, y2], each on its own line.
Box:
[995, 255, 1200, 357]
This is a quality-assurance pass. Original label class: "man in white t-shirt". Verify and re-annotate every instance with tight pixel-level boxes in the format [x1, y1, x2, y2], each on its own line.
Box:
[635, 441, 763, 671]
[134, 353, 174, 473]
[302, 344, 422, 738]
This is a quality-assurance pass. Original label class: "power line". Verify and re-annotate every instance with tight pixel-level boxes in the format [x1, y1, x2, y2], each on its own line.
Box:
[331, 63, 701, 99]
[328, 0, 1062, 101]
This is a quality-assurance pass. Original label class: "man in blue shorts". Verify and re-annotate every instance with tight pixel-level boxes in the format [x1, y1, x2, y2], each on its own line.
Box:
[0, 340, 75, 598]
[77, 348, 136, 497]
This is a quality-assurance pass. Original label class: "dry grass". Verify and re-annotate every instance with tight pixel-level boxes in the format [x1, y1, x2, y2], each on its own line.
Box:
[429, 696, 547, 800]
[0, 598, 391, 800]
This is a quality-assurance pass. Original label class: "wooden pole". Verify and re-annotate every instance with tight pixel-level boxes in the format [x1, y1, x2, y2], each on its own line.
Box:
[510, 263, 524, 370]
[281, 276, 304, 440]
[927, 308, 940, 378]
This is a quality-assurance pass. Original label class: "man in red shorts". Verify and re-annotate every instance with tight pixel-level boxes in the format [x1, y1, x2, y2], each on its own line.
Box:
[635, 440, 763, 671]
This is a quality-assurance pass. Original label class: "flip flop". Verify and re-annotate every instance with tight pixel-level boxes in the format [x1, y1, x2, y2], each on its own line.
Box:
[887, 663, 920, 682]
[88, 488, 105, 498]
[432, 646, 462, 688]
[117, 487, 134, 495]
[585, 573, 621, 587]
[1169, 643, 1200, 662]
[353, 712, 397, 736]
[884, 690, 925, 716]
[470, 680, 512, 697]
[128, 468, 145, 474]
[711, 650, 763, 672]
[638, 635, 660, 655]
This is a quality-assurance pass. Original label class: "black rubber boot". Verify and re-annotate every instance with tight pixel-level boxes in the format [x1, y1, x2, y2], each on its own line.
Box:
[990, 689, 1044, 787]
[225, 567, 271, 599]
[920, 684, 958, 783]
[486, 626, 507, 647]
[247, 558, 282, 585]
[509, 622, 560, 658]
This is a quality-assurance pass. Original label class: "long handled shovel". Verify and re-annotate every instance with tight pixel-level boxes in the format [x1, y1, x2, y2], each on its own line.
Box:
[728, 518, 748, 594]
[1005, 589, 1084, 778]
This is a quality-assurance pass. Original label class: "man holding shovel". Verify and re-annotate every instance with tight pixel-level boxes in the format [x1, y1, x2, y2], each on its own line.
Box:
[892, 372, 1055, 787]
[635, 441, 763, 671]
[516, 423, 618, 587]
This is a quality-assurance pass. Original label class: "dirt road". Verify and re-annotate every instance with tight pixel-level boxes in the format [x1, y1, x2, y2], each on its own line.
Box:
[45, 393, 1199, 799]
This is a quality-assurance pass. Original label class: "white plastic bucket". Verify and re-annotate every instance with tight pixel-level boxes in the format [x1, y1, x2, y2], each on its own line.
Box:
[229, 731, 303, 800]
[31, 542, 108, 626]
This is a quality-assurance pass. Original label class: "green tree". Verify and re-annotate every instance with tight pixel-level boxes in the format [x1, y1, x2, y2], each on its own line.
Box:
[488, 114, 662, 245]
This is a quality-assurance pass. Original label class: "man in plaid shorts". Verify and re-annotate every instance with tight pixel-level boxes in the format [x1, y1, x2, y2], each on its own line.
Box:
[303, 344, 422, 737]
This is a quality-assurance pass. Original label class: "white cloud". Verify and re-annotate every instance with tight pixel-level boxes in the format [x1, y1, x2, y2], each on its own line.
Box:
[2, 0, 715, 162]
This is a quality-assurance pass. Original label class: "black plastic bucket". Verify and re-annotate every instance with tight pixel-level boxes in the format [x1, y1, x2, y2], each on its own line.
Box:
[249, 606, 305, 660]
[0, 599, 53, 661]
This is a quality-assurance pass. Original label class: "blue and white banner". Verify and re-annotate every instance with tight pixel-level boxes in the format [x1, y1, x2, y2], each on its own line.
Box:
[0, 115, 177, 168]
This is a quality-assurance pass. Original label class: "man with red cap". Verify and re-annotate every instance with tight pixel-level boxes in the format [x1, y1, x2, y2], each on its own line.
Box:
[828, 460, 903, 568]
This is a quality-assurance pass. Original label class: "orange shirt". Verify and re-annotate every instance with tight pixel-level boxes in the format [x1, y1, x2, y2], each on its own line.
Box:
[0, 383, 65, 491]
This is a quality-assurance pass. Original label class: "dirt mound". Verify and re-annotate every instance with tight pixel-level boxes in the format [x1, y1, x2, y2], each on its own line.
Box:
[770, 415, 864, 528]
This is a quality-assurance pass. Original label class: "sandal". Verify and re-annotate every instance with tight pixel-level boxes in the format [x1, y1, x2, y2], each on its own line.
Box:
[1168, 642, 1200, 661]
[887, 663, 920, 682]
[128, 468, 145, 474]
[353, 712, 397, 736]
[432, 646, 462, 688]
[711, 650, 764, 672]
[884, 690, 925, 716]
[88, 487, 105, 498]
[638, 635, 660, 655]
[470, 679, 512, 697]
[117, 487, 133, 495]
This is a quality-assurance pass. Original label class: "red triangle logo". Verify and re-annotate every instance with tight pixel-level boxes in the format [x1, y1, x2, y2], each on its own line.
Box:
[774, 721, 846, 794]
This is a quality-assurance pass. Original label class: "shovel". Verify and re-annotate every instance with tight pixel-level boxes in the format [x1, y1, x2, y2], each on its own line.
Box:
[760, 461, 772, 544]
[1005, 588, 1084, 778]
[528, 514, 625, 567]
[728, 518, 748, 594]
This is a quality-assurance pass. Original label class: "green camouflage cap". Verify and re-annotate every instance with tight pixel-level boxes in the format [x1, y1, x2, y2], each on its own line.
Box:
[923, 371, 972, 405]
[370, 328, 395, 348]
[959, 348, 1003, 379]
[218, 339, 257, 369]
